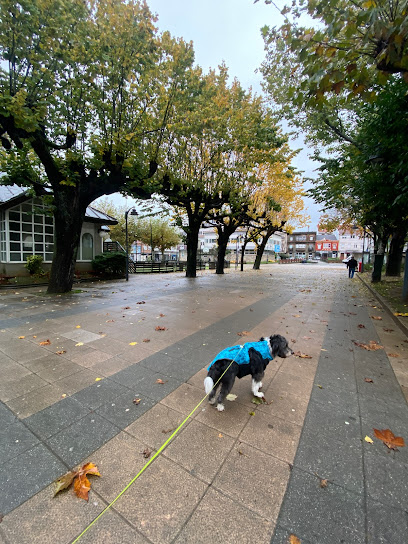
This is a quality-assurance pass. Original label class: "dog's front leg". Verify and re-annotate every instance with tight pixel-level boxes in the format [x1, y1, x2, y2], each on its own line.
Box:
[252, 378, 264, 398]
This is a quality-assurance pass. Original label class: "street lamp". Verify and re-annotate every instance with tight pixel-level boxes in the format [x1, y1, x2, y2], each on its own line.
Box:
[125, 207, 138, 281]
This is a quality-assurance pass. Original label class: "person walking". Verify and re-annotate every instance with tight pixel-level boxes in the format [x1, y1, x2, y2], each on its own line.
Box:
[346, 256, 358, 278]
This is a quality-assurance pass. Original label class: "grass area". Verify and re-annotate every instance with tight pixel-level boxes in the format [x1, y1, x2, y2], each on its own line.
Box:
[364, 274, 408, 314]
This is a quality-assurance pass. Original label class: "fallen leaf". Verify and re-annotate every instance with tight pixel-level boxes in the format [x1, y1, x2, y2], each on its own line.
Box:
[54, 462, 100, 501]
[293, 314, 301, 318]
[289, 535, 302, 544]
[143, 338, 151, 343]
[142, 448, 151, 458]
[357, 324, 366, 329]
[394, 312, 408, 317]
[373, 428, 405, 450]
[75, 342, 84, 347]
[39, 339, 51, 346]
[106, 319, 114, 323]
[388, 353, 400, 358]
[95, 377, 102, 382]
[136, 301, 146, 304]
[133, 398, 141, 405]
[293, 351, 312, 358]
[61, 394, 67, 398]
[226, 393, 237, 401]
[155, 326, 167, 331]
[364, 377, 374, 383]
[371, 316, 382, 320]
[364, 436, 374, 444]
[218, 433, 223, 438]
[251, 396, 265, 405]
[75, 325, 81, 329]
[302, 336, 312, 340]
[159, 313, 165, 317]
[18, 336, 25, 339]
[56, 350, 66, 355]
[237, 330, 250, 336]
[353, 340, 383, 351]
[129, 342, 138, 346]
[249, 411, 255, 416]
[317, 384, 323, 389]
[122, 306, 131, 309]
[320, 478, 328, 488]
[156, 378, 167, 384]
[383, 328, 394, 332]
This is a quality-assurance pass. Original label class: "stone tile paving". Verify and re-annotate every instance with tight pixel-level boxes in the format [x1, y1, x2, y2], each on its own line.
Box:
[0, 265, 407, 543]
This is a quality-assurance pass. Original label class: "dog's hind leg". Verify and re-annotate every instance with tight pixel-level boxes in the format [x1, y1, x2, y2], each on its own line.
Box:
[208, 382, 219, 404]
[216, 379, 235, 412]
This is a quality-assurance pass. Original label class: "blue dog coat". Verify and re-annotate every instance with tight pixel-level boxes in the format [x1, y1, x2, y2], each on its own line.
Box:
[207, 340, 272, 371]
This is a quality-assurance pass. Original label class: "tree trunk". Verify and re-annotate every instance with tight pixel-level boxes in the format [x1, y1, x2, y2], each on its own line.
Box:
[240, 241, 248, 271]
[185, 226, 199, 278]
[48, 191, 86, 293]
[386, 228, 407, 276]
[253, 235, 269, 270]
[216, 236, 228, 274]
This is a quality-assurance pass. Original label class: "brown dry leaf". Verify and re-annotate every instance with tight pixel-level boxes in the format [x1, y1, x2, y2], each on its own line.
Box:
[54, 462, 100, 501]
[56, 350, 66, 355]
[302, 336, 312, 340]
[373, 428, 405, 450]
[142, 338, 151, 343]
[320, 478, 328, 488]
[18, 336, 25, 339]
[293, 351, 312, 359]
[353, 340, 383, 351]
[106, 319, 114, 323]
[357, 324, 366, 329]
[388, 353, 400, 358]
[293, 314, 301, 318]
[136, 301, 146, 304]
[39, 339, 51, 346]
[218, 433, 223, 438]
[133, 398, 141, 405]
[155, 326, 167, 331]
[383, 328, 394, 332]
[122, 306, 131, 309]
[364, 377, 374, 383]
[156, 378, 167, 384]
[371, 316, 383, 321]
[289, 535, 302, 544]
[159, 313, 165, 317]
[142, 448, 152, 458]
[237, 330, 250, 336]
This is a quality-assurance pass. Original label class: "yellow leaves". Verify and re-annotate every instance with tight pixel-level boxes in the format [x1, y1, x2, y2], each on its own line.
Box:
[365, 436, 374, 444]
[129, 342, 138, 345]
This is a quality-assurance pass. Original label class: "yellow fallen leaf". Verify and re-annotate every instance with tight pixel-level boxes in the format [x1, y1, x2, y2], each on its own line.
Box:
[18, 336, 25, 339]
[95, 377, 102, 382]
[76, 325, 81, 328]
[75, 342, 84, 346]
[129, 342, 138, 346]
[61, 394, 67, 398]
[218, 433, 223, 438]
[364, 436, 374, 444]
[226, 393, 237, 401]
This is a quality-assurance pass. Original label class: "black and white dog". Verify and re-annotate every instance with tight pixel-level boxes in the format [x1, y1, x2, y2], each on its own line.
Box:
[204, 335, 293, 412]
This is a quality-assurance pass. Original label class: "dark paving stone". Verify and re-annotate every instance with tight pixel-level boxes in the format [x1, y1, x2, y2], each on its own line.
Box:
[366, 498, 408, 544]
[0, 421, 39, 465]
[364, 450, 408, 510]
[45, 412, 119, 468]
[72, 377, 130, 410]
[134, 373, 184, 402]
[24, 396, 91, 439]
[95, 390, 156, 429]
[0, 401, 17, 431]
[277, 468, 365, 544]
[0, 444, 66, 514]
[309, 382, 360, 418]
[302, 398, 362, 443]
[109, 363, 157, 389]
[271, 525, 312, 544]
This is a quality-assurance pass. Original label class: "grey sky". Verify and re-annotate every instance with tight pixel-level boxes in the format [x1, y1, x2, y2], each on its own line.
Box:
[108, 0, 322, 230]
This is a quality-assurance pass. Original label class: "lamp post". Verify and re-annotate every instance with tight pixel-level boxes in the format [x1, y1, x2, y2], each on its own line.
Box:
[150, 219, 153, 272]
[125, 207, 138, 281]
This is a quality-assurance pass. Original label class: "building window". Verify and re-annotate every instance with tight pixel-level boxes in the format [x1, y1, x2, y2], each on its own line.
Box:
[309, 236, 314, 241]
[297, 235, 306, 241]
[81, 233, 93, 261]
[6, 200, 54, 262]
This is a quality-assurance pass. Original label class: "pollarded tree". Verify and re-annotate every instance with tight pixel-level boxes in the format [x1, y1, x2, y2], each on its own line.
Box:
[0, 0, 193, 292]
[152, 65, 285, 277]
[136, 216, 181, 260]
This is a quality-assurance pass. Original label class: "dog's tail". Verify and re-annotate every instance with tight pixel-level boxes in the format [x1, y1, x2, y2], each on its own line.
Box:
[204, 376, 214, 395]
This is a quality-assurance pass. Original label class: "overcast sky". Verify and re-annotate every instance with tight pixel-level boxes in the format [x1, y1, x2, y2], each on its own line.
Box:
[108, 0, 321, 230]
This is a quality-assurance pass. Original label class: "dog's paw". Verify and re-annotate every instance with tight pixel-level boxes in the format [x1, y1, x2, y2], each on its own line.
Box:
[209, 397, 216, 405]
[254, 391, 265, 398]
[217, 403, 225, 412]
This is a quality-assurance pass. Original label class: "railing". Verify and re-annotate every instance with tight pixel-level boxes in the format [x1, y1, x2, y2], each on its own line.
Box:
[103, 241, 126, 253]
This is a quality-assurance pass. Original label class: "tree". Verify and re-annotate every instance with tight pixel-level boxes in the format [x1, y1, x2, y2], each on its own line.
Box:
[152, 65, 286, 278]
[92, 198, 140, 249]
[0, 0, 193, 292]
[136, 216, 181, 259]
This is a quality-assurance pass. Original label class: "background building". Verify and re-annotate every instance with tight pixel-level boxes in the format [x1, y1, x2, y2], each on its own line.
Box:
[315, 234, 339, 259]
[287, 231, 316, 259]
[338, 228, 373, 263]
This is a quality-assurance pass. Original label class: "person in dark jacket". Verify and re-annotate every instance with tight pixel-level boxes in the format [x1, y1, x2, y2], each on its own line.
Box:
[346, 256, 358, 278]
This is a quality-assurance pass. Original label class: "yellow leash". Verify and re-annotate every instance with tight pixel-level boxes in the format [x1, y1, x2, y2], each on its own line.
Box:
[72, 348, 243, 543]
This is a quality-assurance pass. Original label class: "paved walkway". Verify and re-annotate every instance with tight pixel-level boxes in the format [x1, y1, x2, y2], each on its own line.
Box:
[0, 264, 407, 543]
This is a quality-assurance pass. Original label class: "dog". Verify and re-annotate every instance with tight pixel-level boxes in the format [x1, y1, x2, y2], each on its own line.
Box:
[204, 335, 293, 412]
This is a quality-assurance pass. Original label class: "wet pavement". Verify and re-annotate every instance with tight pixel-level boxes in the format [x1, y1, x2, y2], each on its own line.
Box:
[0, 263, 407, 543]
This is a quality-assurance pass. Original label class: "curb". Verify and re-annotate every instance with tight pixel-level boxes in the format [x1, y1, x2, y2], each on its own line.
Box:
[357, 273, 408, 337]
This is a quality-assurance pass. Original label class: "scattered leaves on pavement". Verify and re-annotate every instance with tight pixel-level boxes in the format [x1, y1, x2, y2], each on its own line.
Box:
[302, 336, 312, 340]
[365, 436, 374, 444]
[95, 377, 102, 381]
[371, 316, 382, 320]
[293, 351, 312, 358]
[75, 342, 84, 347]
[106, 319, 114, 322]
[226, 393, 237, 401]
[155, 378, 167, 384]
[353, 340, 383, 351]
[133, 398, 141, 405]
[364, 377, 374, 383]
[143, 338, 151, 342]
[141, 448, 151, 458]
[383, 328, 394, 332]
[289, 535, 302, 544]
[388, 353, 400, 358]
[218, 433, 223, 438]
[18, 336, 25, 339]
[136, 301, 146, 305]
[237, 330, 250, 336]
[357, 324, 366, 329]
[319, 478, 329, 488]
[155, 326, 167, 331]
[249, 411, 255, 416]
[129, 342, 138, 346]
[54, 462, 100, 501]
[56, 350, 66, 355]
[159, 313, 165, 317]
[122, 306, 131, 309]
[394, 312, 408, 317]
[39, 339, 51, 345]
[373, 428, 405, 450]
[75, 325, 81, 329]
